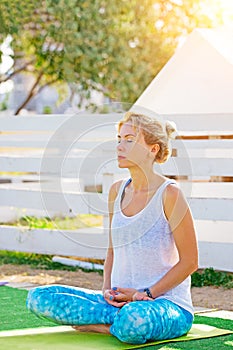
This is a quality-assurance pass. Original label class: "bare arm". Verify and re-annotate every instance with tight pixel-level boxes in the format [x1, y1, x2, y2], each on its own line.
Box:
[102, 239, 114, 292]
[149, 184, 198, 299]
[102, 182, 117, 292]
[102, 180, 127, 307]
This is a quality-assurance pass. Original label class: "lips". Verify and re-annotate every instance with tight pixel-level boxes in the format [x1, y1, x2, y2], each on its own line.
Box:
[118, 155, 126, 160]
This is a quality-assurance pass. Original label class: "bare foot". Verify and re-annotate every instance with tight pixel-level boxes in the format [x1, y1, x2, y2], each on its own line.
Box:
[72, 324, 111, 334]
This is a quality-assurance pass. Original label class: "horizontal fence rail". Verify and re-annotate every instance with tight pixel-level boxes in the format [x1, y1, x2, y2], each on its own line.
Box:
[1, 155, 233, 177]
[1, 113, 233, 132]
[0, 185, 232, 221]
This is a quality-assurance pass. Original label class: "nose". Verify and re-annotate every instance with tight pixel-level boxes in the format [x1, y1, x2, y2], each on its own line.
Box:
[117, 140, 124, 151]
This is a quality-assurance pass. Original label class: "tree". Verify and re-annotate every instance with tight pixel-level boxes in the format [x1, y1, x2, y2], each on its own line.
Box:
[0, 1, 65, 114]
[0, 0, 225, 115]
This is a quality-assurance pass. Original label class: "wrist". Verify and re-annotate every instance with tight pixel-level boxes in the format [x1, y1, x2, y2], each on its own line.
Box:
[102, 287, 110, 294]
[143, 287, 154, 299]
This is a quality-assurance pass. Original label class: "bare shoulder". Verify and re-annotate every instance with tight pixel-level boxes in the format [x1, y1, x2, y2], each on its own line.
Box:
[163, 183, 182, 202]
[163, 183, 188, 220]
[108, 179, 124, 201]
[108, 179, 124, 214]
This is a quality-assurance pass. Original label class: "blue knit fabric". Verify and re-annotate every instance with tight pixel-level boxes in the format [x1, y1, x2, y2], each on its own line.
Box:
[27, 285, 193, 344]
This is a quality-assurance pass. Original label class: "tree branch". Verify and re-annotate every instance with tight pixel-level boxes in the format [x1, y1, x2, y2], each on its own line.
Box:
[37, 77, 59, 94]
[14, 70, 44, 115]
[0, 58, 35, 83]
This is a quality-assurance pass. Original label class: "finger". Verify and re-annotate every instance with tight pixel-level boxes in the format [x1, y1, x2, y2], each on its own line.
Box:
[104, 291, 111, 300]
[109, 294, 115, 301]
[112, 287, 122, 293]
[132, 293, 148, 301]
[141, 296, 153, 301]
[104, 294, 116, 304]
[104, 293, 125, 305]
[132, 293, 141, 301]
[107, 290, 116, 296]
[112, 287, 125, 293]
[118, 301, 127, 307]
[113, 295, 126, 302]
[112, 301, 127, 307]
[106, 299, 126, 307]
[142, 295, 154, 301]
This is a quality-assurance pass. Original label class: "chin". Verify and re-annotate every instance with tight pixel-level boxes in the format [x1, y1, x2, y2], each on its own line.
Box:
[118, 163, 127, 168]
[117, 160, 129, 168]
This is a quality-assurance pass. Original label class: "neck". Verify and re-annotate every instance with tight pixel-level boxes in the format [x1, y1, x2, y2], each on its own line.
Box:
[128, 166, 160, 191]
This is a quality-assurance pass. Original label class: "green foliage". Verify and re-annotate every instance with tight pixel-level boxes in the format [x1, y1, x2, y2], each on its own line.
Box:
[2, 214, 103, 230]
[191, 268, 233, 289]
[0, 94, 9, 111]
[0, 250, 77, 270]
[43, 105, 52, 114]
[0, 250, 103, 274]
[0, 99, 7, 111]
[0, 1, 227, 113]
[0, 0, 38, 37]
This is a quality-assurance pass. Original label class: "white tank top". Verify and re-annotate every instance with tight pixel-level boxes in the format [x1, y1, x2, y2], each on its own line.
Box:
[111, 178, 193, 314]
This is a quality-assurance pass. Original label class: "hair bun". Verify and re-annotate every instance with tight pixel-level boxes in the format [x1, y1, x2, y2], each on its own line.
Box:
[165, 120, 177, 139]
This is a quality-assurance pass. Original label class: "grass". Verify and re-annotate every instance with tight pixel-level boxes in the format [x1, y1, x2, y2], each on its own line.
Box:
[0, 250, 104, 274]
[0, 286, 57, 331]
[0, 286, 232, 349]
[191, 268, 233, 289]
[1, 214, 103, 230]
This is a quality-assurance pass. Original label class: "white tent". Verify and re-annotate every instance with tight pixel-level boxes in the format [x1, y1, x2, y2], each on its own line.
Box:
[134, 28, 233, 114]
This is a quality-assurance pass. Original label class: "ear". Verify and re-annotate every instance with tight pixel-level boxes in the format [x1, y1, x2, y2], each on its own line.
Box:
[151, 144, 160, 155]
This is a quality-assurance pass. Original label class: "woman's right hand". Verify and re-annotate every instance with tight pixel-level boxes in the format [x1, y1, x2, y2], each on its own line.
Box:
[103, 289, 127, 308]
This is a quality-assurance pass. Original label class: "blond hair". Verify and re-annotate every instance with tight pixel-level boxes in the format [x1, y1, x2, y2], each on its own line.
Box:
[118, 112, 176, 163]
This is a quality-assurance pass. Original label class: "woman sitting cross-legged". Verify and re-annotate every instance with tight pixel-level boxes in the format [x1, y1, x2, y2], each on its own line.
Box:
[27, 111, 198, 345]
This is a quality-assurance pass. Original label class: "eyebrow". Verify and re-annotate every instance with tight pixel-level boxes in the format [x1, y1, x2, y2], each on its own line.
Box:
[117, 133, 136, 138]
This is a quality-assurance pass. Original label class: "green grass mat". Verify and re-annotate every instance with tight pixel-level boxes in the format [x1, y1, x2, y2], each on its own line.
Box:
[0, 286, 232, 349]
[0, 286, 57, 330]
[0, 324, 231, 350]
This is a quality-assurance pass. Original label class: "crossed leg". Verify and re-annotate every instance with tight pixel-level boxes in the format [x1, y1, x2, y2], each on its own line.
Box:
[26, 284, 118, 325]
[27, 285, 193, 345]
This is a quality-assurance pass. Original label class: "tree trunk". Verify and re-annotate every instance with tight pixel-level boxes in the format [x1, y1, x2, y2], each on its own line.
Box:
[14, 71, 44, 115]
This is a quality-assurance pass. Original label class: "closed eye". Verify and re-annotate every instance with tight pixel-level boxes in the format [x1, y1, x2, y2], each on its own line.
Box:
[117, 138, 134, 144]
[117, 133, 136, 144]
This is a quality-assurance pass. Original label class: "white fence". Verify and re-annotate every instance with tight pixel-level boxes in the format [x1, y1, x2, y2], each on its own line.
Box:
[0, 113, 233, 271]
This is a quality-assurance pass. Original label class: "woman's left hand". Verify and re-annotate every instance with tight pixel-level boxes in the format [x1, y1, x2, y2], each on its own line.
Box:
[110, 287, 137, 303]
